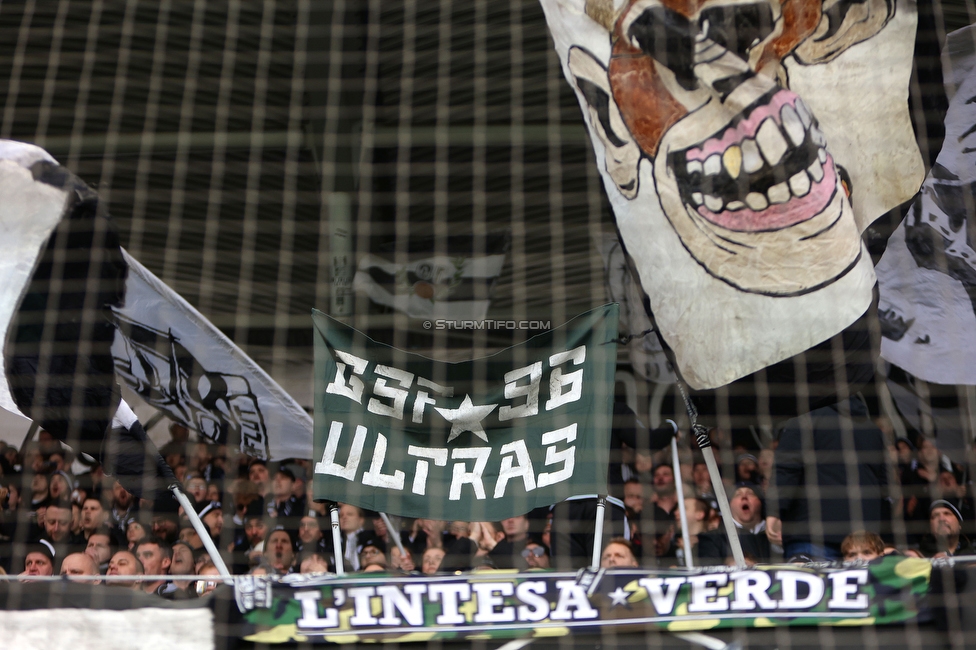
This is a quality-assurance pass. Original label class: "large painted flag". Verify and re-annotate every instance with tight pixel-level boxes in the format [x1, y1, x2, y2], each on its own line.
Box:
[312, 305, 618, 521]
[877, 25, 976, 386]
[113, 250, 312, 460]
[352, 233, 509, 320]
[541, 0, 923, 389]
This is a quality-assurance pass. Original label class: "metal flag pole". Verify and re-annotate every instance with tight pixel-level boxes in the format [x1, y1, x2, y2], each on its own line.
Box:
[170, 484, 232, 577]
[379, 512, 406, 556]
[330, 503, 345, 575]
[671, 436, 693, 568]
[590, 496, 608, 570]
[674, 382, 745, 568]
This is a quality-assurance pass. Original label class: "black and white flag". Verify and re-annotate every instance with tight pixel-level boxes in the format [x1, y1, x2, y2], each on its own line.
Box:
[877, 25, 976, 385]
[353, 234, 508, 320]
[113, 250, 312, 460]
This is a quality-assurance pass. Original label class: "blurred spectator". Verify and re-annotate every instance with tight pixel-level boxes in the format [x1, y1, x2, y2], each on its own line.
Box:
[841, 531, 884, 562]
[19, 542, 55, 579]
[600, 538, 639, 568]
[189, 442, 224, 483]
[338, 504, 367, 571]
[151, 494, 181, 544]
[194, 562, 222, 596]
[358, 536, 387, 570]
[299, 551, 331, 573]
[674, 497, 710, 566]
[699, 483, 770, 564]
[124, 514, 149, 550]
[390, 545, 416, 572]
[170, 540, 197, 592]
[522, 539, 550, 569]
[196, 500, 225, 543]
[80, 497, 108, 541]
[183, 474, 208, 506]
[736, 454, 760, 484]
[48, 471, 72, 503]
[489, 515, 531, 570]
[38, 502, 82, 550]
[106, 550, 143, 588]
[85, 526, 117, 573]
[268, 466, 305, 521]
[264, 527, 297, 575]
[650, 464, 678, 519]
[922, 500, 974, 558]
[422, 547, 445, 574]
[135, 536, 180, 598]
[248, 460, 272, 499]
[623, 479, 645, 519]
[60, 552, 100, 582]
[109, 481, 136, 531]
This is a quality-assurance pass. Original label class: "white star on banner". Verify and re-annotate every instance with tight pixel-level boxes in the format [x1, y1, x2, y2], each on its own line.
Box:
[434, 394, 497, 443]
[608, 586, 630, 607]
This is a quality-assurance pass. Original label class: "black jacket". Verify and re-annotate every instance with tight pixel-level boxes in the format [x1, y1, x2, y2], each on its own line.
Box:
[768, 398, 888, 547]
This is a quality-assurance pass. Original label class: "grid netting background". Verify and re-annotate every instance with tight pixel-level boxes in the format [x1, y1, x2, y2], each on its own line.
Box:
[2, 0, 976, 645]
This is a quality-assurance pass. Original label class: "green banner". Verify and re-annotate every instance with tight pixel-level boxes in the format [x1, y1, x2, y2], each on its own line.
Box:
[239, 556, 933, 644]
[311, 305, 619, 521]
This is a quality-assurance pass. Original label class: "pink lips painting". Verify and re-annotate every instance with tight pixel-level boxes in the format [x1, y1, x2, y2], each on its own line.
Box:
[544, 0, 924, 389]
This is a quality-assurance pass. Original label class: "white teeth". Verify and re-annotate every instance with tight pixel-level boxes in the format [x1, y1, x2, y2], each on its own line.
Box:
[688, 159, 703, 175]
[795, 99, 813, 128]
[818, 148, 827, 163]
[808, 158, 824, 182]
[742, 138, 763, 173]
[745, 192, 768, 210]
[789, 171, 811, 197]
[726, 200, 745, 211]
[781, 105, 805, 147]
[768, 181, 791, 204]
[704, 194, 724, 211]
[692, 192, 704, 205]
[812, 128, 826, 147]
[756, 119, 788, 166]
[704, 154, 722, 176]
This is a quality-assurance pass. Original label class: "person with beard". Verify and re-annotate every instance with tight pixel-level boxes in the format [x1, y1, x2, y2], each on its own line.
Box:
[36, 502, 84, 555]
[196, 500, 225, 545]
[698, 483, 771, 564]
[922, 500, 975, 558]
[108, 480, 137, 533]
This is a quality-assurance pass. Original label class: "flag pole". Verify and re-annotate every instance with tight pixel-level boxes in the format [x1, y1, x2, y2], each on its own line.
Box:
[170, 483, 232, 577]
[697, 436, 745, 567]
[672, 436, 693, 568]
[590, 496, 608, 570]
[330, 503, 345, 575]
[379, 512, 406, 556]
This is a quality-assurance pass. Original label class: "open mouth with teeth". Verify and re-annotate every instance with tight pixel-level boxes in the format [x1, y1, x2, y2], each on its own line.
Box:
[668, 88, 838, 233]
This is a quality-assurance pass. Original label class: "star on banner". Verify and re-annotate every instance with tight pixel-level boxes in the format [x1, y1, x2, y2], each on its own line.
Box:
[435, 394, 497, 443]
[608, 586, 630, 607]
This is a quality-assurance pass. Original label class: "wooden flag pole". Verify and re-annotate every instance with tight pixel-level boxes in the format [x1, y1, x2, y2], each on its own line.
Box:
[330, 504, 345, 575]
[590, 496, 608, 570]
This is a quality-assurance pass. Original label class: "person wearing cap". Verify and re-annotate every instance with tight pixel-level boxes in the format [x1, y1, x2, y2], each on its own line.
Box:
[358, 536, 387, 571]
[197, 500, 225, 542]
[736, 454, 761, 484]
[698, 483, 771, 564]
[19, 541, 55, 580]
[922, 500, 974, 558]
[151, 493, 181, 544]
[268, 465, 306, 521]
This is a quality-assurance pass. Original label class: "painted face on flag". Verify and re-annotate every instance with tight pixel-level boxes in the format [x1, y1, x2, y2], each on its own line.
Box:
[568, 0, 896, 294]
[543, 0, 922, 388]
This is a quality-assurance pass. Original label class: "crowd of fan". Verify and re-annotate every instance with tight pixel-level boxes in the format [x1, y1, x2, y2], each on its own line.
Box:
[0, 414, 972, 599]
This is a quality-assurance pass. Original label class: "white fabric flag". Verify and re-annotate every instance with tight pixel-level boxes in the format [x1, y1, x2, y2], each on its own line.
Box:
[0, 141, 69, 417]
[877, 25, 976, 385]
[112, 250, 312, 459]
[541, 0, 922, 389]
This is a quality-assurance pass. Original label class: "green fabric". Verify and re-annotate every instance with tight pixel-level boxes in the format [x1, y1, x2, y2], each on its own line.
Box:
[311, 304, 619, 521]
